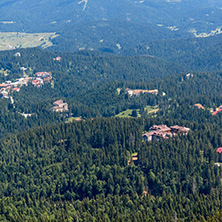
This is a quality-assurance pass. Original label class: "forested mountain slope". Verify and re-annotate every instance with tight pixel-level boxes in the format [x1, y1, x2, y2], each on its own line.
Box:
[49, 21, 191, 53]
[0, 0, 222, 52]
[0, 0, 221, 33]
[2, 47, 222, 139]
[0, 48, 184, 93]
[0, 47, 184, 138]
[125, 34, 222, 71]
[0, 117, 221, 221]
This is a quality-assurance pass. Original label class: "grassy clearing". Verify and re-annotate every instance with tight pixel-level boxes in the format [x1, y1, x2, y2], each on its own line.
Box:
[115, 109, 141, 118]
[51, 80, 55, 89]
[116, 88, 122, 95]
[145, 105, 159, 114]
[116, 106, 159, 118]
[66, 117, 82, 123]
[0, 32, 59, 51]
[0, 68, 10, 76]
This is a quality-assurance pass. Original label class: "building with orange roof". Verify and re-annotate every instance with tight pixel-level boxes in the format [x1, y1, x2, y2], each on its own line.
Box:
[194, 103, 205, 109]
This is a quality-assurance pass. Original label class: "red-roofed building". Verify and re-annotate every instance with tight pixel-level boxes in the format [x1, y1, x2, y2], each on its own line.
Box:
[213, 109, 222, 115]
[194, 103, 204, 109]
[213, 106, 222, 115]
[12, 88, 20, 92]
[217, 148, 222, 153]
[32, 79, 43, 87]
[217, 147, 222, 162]
[55, 56, 62, 61]
[0, 84, 9, 88]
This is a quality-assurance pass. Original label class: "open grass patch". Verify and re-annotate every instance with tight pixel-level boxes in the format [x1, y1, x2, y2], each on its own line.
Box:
[115, 109, 141, 118]
[0, 32, 59, 51]
[145, 105, 159, 114]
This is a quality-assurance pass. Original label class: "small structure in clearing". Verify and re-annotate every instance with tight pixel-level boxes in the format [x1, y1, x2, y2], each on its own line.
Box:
[126, 88, 158, 96]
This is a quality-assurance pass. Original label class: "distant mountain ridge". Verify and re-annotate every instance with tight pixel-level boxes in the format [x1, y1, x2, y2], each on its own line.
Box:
[0, 0, 222, 53]
[0, 0, 221, 31]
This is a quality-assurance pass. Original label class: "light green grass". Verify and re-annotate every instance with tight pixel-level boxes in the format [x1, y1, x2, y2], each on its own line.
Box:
[0, 68, 10, 76]
[145, 105, 159, 114]
[0, 32, 59, 51]
[116, 88, 122, 95]
[115, 109, 141, 118]
[51, 80, 55, 89]
[116, 106, 159, 118]
[66, 117, 82, 123]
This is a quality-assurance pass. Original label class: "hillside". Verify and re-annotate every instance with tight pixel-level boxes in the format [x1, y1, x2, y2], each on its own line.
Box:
[1, 0, 222, 33]
[1, 1, 222, 221]
[125, 34, 222, 71]
[0, 47, 185, 138]
[49, 21, 192, 53]
[0, 0, 222, 52]
[1, 47, 222, 138]
[0, 116, 221, 221]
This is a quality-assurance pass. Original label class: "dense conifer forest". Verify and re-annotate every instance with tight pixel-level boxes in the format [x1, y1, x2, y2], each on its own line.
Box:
[1, 46, 222, 221]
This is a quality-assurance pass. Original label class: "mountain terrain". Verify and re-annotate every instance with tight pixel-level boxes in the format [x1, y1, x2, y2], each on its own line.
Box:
[1, 1, 222, 221]
[0, 0, 222, 52]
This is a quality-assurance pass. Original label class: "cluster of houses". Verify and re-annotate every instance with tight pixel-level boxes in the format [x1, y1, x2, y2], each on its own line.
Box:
[32, 72, 52, 87]
[193, 103, 222, 116]
[126, 88, 158, 96]
[0, 77, 32, 98]
[0, 72, 52, 98]
[51, 100, 68, 112]
[143, 124, 190, 142]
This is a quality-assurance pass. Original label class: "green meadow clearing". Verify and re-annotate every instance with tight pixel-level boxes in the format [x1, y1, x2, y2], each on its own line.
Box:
[0, 32, 59, 50]
[115, 106, 159, 118]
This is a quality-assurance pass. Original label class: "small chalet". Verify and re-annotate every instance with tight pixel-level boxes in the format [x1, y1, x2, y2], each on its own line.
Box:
[217, 148, 222, 162]
[55, 57, 62, 61]
[170, 125, 190, 135]
[14, 52, 21, 57]
[142, 131, 155, 142]
[194, 103, 204, 109]
[51, 100, 68, 112]
[186, 73, 193, 79]
[0, 84, 9, 88]
[12, 88, 20, 92]
[32, 79, 43, 87]
[20, 67, 27, 71]
[1, 91, 9, 98]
